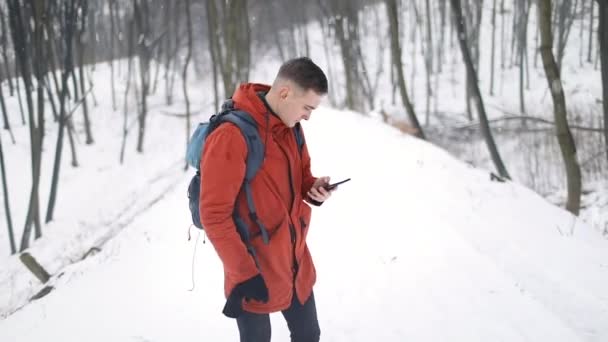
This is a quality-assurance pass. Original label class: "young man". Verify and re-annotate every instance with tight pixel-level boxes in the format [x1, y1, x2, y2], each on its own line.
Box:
[199, 57, 331, 342]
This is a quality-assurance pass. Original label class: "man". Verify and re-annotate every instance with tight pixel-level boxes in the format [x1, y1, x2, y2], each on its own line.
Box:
[199, 57, 332, 342]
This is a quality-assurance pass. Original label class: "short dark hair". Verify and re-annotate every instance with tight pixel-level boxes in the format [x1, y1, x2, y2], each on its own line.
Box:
[277, 57, 328, 95]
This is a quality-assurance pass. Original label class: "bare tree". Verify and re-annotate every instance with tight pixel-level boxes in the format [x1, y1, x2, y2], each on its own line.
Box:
[386, 0, 425, 139]
[206, 0, 251, 99]
[588, 0, 595, 63]
[0, 127, 15, 255]
[109, 0, 117, 111]
[424, 0, 434, 124]
[7, 0, 45, 250]
[76, 0, 94, 144]
[450, 0, 511, 179]
[46, 0, 78, 223]
[597, 0, 608, 161]
[463, 0, 484, 121]
[205, 0, 220, 109]
[538, 0, 582, 215]
[134, 0, 152, 153]
[517, 0, 531, 115]
[490, 0, 498, 95]
[0, 5, 14, 96]
[183, 0, 193, 170]
[0, 12, 14, 139]
[120, 17, 136, 164]
[555, 0, 579, 72]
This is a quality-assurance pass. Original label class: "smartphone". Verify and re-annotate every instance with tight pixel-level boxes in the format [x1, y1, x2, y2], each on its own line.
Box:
[324, 178, 351, 191]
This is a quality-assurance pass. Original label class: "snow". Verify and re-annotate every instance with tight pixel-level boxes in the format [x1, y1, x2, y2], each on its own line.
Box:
[0, 97, 607, 341]
[0, 1, 607, 341]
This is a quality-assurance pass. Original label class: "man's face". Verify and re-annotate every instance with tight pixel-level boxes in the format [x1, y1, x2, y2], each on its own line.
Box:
[278, 85, 323, 128]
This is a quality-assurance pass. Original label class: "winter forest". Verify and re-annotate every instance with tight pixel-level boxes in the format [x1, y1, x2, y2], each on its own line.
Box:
[0, 0, 607, 322]
[0, 0, 607, 340]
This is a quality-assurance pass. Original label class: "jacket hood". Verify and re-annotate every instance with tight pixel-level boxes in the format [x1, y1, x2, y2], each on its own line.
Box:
[231, 83, 289, 134]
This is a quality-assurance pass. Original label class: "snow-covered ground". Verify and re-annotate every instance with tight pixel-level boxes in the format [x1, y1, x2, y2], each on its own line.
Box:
[1, 102, 607, 341]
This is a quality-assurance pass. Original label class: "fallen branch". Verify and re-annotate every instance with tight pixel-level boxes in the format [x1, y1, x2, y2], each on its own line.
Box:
[457, 114, 604, 133]
[65, 86, 95, 122]
[159, 109, 204, 118]
[19, 252, 50, 284]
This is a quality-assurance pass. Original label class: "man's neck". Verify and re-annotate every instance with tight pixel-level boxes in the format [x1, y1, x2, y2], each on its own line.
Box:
[260, 91, 280, 119]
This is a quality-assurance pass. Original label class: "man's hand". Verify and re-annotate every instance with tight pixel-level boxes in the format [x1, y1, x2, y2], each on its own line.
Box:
[307, 176, 334, 203]
[222, 274, 269, 318]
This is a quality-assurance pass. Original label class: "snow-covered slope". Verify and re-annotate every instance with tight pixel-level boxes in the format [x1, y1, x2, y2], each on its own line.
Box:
[1, 105, 606, 342]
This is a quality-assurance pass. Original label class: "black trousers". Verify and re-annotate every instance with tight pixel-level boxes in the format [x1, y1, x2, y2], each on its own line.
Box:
[236, 292, 320, 342]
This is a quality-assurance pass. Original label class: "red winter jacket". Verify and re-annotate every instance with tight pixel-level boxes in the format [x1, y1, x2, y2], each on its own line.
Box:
[199, 83, 318, 313]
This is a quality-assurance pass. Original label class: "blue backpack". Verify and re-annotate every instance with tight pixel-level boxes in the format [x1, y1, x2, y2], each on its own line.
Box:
[186, 100, 304, 257]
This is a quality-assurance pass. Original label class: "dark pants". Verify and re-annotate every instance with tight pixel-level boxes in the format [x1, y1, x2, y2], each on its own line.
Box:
[236, 292, 320, 342]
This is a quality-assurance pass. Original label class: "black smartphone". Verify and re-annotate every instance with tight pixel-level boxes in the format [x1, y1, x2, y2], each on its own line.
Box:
[324, 178, 351, 191]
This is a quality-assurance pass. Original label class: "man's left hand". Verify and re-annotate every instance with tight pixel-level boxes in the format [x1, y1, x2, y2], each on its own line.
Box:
[307, 176, 333, 203]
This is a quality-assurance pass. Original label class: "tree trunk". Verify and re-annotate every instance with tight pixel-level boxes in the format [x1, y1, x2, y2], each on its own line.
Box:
[519, 0, 531, 115]
[0, 7, 14, 96]
[163, 1, 174, 105]
[46, 0, 77, 223]
[500, 0, 506, 71]
[490, 0, 497, 95]
[7, 0, 43, 250]
[385, 0, 425, 139]
[0, 77, 15, 144]
[14, 61, 26, 125]
[109, 0, 117, 111]
[77, 0, 93, 145]
[0, 129, 16, 255]
[120, 18, 135, 164]
[556, 0, 578, 72]
[438, 0, 447, 73]
[450, 0, 510, 179]
[538, 0, 582, 215]
[183, 0, 193, 170]
[588, 0, 595, 63]
[66, 116, 78, 167]
[319, 17, 338, 107]
[31, 0, 47, 241]
[424, 0, 433, 125]
[134, 0, 151, 153]
[597, 0, 608, 161]
[204, 0, 219, 109]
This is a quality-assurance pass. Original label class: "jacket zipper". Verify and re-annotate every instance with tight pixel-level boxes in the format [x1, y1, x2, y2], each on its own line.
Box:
[276, 137, 298, 280]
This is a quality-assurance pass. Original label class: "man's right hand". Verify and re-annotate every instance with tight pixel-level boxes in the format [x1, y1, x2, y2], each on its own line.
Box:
[222, 274, 269, 318]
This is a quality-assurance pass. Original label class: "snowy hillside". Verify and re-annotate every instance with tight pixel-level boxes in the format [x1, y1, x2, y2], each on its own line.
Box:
[0, 104, 607, 342]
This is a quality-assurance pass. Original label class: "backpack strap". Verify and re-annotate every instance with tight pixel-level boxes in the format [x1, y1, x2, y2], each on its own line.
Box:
[218, 111, 270, 246]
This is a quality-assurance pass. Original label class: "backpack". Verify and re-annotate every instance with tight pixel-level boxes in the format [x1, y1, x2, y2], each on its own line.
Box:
[186, 99, 304, 262]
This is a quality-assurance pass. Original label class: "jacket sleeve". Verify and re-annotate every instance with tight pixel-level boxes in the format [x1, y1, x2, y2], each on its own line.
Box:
[199, 124, 259, 284]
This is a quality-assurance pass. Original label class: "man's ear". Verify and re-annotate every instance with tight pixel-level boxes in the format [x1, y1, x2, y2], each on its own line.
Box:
[278, 85, 289, 100]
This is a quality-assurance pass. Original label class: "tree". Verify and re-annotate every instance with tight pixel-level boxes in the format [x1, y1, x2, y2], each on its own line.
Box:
[46, 0, 78, 223]
[133, 0, 152, 153]
[450, 0, 510, 179]
[76, 0, 94, 145]
[183, 0, 193, 170]
[206, 0, 251, 99]
[490, 0, 498, 95]
[538, 0, 582, 215]
[0, 5, 14, 96]
[385, 0, 425, 139]
[597, 0, 607, 161]
[7, 0, 44, 250]
[0, 126, 15, 255]
[205, 0, 220, 109]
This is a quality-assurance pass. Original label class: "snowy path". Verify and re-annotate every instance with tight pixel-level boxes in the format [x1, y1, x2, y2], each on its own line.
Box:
[1, 108, 607, 341]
